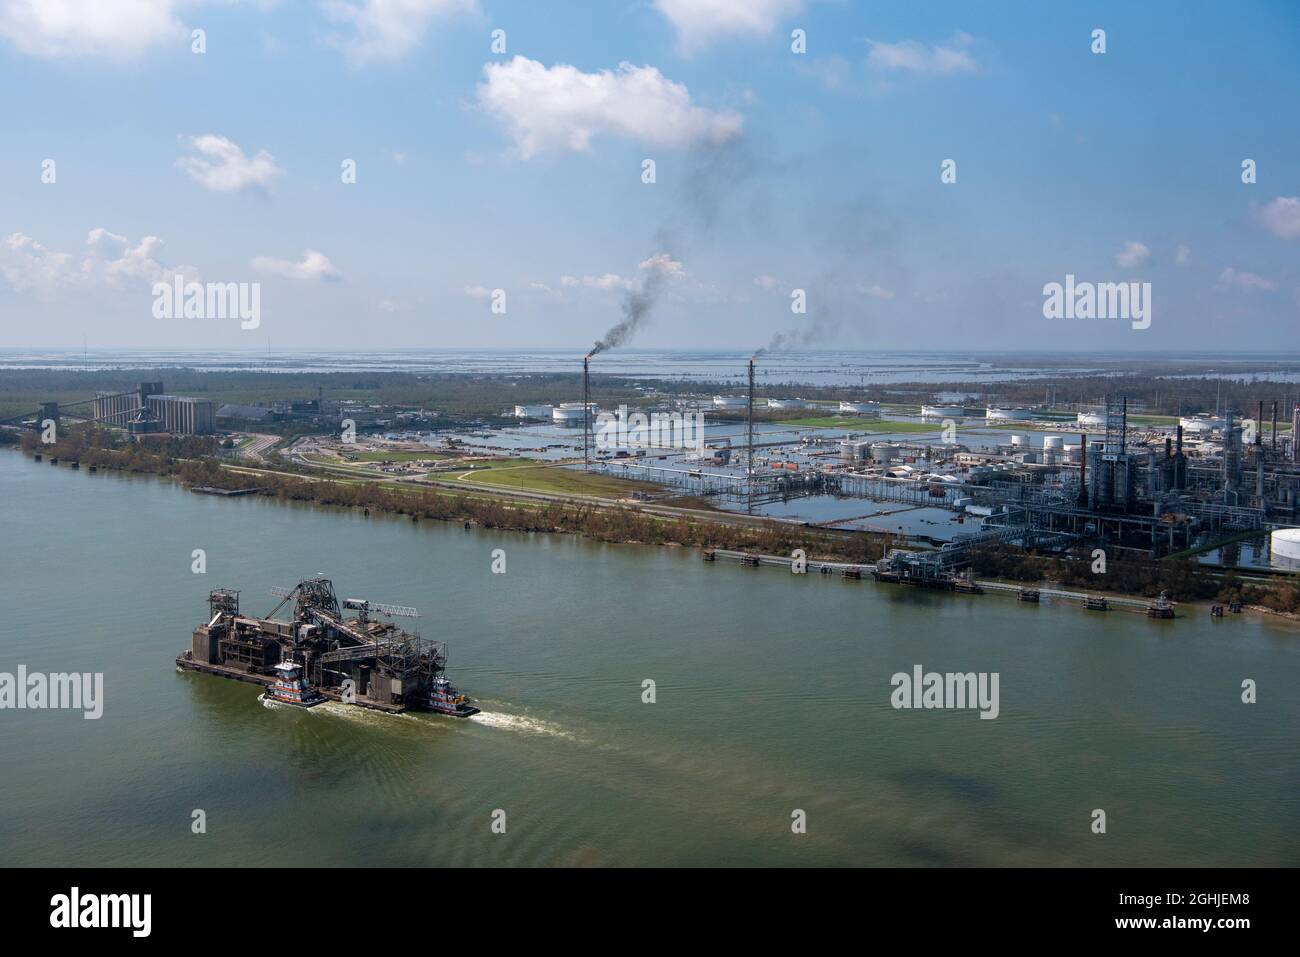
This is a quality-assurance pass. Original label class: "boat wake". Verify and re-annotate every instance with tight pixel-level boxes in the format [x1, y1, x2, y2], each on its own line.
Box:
[469, 710, 574, 740]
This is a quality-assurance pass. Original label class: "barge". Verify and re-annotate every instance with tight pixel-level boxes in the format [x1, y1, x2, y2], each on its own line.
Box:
[177, 577, 477, 717]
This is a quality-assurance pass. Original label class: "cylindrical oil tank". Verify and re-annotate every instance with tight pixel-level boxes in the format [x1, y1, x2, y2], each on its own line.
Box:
[1271, 528, 1300, 570]
[870, 442, 898, 463]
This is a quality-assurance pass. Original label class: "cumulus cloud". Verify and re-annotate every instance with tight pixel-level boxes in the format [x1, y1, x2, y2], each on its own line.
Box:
[252, 250, 341, 280]
[0, 0, 184, 59]
[1115, 240, 1150, 269]
[477, 56, 743, 159]
[176, 135, 283, 193]
[323, 0, 477, 66]
[866, 33, 977, 74]
[653, 0, 804, 55]
[1216, 267, 1277, 292]
[1257, 197, 1300, 240]
[1, 228, 196, 294]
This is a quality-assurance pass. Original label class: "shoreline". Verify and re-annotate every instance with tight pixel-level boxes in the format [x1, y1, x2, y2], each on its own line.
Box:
[10, 442, 1297, 621]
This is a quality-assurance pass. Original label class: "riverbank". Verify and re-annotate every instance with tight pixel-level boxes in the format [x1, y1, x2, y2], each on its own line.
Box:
[14, 424, 1297, 612]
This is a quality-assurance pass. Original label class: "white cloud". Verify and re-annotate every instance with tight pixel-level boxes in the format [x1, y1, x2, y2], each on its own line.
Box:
[753, 274, 782, 290]
[176, 134, 283, 193]
[1115, 241, 1150, 269]
[653, 0, 804, 55]
[477, 56, 743, 159]
[252, 250, 341, 280]
[1257, 197, 1300, 240]
[1217, 267, 1277, 292]
[862, 283, 895, 300]
[639, 252, 684, 276]
[1174, 244, 1191, 266]
[0, 0, 183, 59]
[377, 298, 401, 312]
[1, 228, 196, 294]
[866, 33, 977, 74]
[560, 273, 637, 292]
[323, 0, 477, 66]
[557, 255, 684, 295]
[463, 284, 492, 298]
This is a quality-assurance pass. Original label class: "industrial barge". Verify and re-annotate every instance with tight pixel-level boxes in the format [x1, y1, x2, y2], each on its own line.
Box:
[177, 577, 479, 717]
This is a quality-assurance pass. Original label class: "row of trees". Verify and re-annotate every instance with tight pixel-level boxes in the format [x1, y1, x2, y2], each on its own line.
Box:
[969, 544, 1241, 602]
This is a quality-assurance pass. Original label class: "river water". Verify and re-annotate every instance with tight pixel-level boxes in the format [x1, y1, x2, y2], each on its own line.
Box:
[2, 451, 1297, 866]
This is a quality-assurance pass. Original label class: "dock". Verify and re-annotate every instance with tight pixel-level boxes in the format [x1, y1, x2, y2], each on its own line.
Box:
[705, 548, 1174, 614]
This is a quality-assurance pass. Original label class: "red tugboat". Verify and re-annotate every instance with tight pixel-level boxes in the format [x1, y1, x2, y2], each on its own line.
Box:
[261, 659, 326, 708]
[428, 675, 479, 717]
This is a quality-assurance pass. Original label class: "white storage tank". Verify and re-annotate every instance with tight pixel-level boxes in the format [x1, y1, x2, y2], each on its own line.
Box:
[986, 407, 1035, 423]
[1009, 433, 1028, 446]
[1271, 528, 1300, 570]
[839, 400, 881, 415]
[514, 404, 553, 419]
[1180, 414, 1225, 434]
[552, 402, 593, 424]
[921, 404, 965, 419]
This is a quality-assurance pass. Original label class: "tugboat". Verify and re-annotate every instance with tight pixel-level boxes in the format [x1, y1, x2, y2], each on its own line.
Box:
[261, 660, 326, 708]
[428, 675, 479, 718]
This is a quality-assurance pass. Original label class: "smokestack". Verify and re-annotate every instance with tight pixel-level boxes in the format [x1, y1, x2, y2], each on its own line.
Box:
[1272, 400, 1278, 450]
[583, 355, 590, 471]
[747, 356, 756, 511]
[1257, 400, 1264, 447]
[1077, 432, 1089, 508]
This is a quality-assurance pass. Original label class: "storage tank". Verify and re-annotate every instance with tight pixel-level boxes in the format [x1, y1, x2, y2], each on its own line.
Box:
[921, 404, 965, 419]
[839, 439, 868, 462]
[839, 400, 881, 415]
[1271, 528, 1300, 570]
[1180, 414, 1225, 434]
[986, 407, 1035, 423]
[1009, 433, 1028, 446]
[552, 402, 593, 425]
[870, 442, 898, 464]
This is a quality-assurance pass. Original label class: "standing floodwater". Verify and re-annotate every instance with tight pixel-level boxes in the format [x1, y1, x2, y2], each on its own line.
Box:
[1, 452, 1297, 866]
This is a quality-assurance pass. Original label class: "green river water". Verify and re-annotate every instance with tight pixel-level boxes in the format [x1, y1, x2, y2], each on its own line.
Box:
[1, 451, 1297, 866]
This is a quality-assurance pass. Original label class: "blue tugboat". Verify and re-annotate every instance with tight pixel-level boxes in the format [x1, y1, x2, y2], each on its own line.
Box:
[428, 675, 479, 717]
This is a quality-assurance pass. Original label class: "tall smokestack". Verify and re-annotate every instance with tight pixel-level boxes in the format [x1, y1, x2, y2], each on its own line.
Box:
[1077, 432, 1089, 508]
[1272, 400, 1278, 451]
[583, 355, 590, 471]
[747, 356, 756, 512]
[1257, 400, 1264, 447]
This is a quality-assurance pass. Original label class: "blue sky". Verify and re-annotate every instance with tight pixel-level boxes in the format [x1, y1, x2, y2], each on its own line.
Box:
[0, 0, 1297, 352]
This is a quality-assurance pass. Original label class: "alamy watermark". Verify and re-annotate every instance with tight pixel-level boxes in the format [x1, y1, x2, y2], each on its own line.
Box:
[595, 405, 706, 456]
[152, 275, 261, 330]
[1043, 274, 1150, 330]
[890, 664, 999, 719]
[0, 666, 103, 719]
